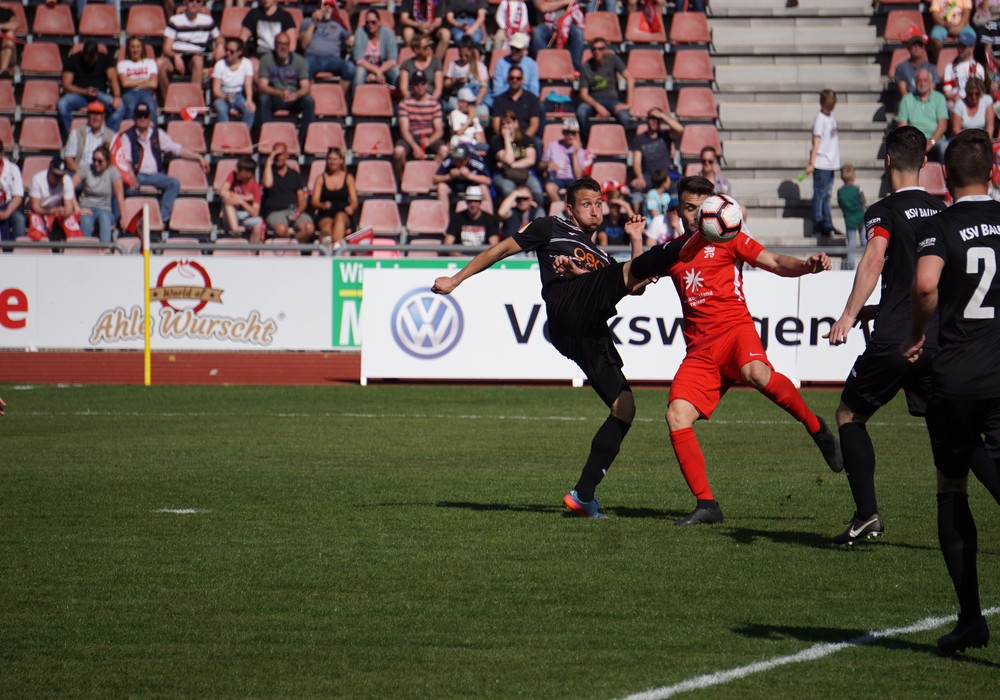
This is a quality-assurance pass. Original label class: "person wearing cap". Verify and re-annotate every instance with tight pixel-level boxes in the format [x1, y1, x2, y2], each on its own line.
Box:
[156, 0, 223, 105]
[531, 0, 584, 70]
[576, 37, 634, 143]
[27, 157, 81, 242]
[496, 185, 543, 240]
[394, 70, 447, 180]
[353, 9, 399, 87]
[57, 40, 125, 135]
[488, 32, 540, 106]
[540, 117, 586, 206]
[117, 36, 160, 122]
[299, 1, 355, 82]
[398, 33, 445, 102]
[72, 145, 126, 244]
[258, 32, 315, 150]
[444, 0, 488, 47]
[448, 87, 487, 150]
[895, 31, 939, 98]
[490, 65, 543, 155]
[64, 102, 116, 175]
[630, 108, 683, 207]
[434, 144, 492, 208]
[0, 139, 26, 244]
[929, 0, 977, 65]
[942, 32, 985, 106]
[116, 102, 209, 225]
[443, 185, 499, 254]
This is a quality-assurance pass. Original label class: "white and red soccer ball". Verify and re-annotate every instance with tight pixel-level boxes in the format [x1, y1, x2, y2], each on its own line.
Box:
[697, 194, 743, 243]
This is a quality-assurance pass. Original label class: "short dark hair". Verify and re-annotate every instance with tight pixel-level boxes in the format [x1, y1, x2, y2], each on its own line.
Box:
[236, 155, 257, 172]
[457, 36, 477, 52]
[677, 175, 715, 199]
[651, 169, 669, 188]
[566, 177, 602, 205]
[884, 125, 926, 174]
[945, 129, 993, 189]
[82, 41, 99, 62]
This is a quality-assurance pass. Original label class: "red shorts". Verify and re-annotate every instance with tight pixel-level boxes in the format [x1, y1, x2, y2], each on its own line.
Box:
[668, 324, 773, 419]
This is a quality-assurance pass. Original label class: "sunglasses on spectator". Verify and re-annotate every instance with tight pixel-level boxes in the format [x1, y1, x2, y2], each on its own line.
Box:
[702, 158, 715, 164]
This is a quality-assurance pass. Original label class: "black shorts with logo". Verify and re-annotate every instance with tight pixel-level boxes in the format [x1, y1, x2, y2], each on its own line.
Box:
[926, 395, 1000, 478]
[840, 341, 935, 418]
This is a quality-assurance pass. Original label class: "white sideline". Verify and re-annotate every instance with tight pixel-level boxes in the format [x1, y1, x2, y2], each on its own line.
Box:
[617, 606, 999, 700]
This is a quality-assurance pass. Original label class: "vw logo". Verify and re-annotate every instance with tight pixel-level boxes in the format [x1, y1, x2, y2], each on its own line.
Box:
[391, 288, 464, 359]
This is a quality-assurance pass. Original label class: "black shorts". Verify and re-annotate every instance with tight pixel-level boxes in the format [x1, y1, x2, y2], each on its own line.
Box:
[841, 342, 935, 417]
[926, 395, 1000, 479]
[544, 263, 630, 407]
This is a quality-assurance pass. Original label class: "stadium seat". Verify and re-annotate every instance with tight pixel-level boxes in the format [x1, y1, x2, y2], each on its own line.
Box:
[19, 155, 50, 185]
[311, 83, 348, 119]
[259, 237, 299, 256]
[351, 122, 393, 158]
[489, 49, 510, 75]
[20, 80, 61, 115]
[0, 3, 27, 37]
[220, 7, 250, 38]
[675, 87, 718, 121]
[78, 3, 121, 39]
[625, 11, 667, 45]
[166, 120, 207, 154]
[936, 48, 959, 80]
[404, 199, 449, 236]
[0, 117, 11, 147]
[671, 50, 714, 84]
[19, 42, 63, 79]
[63, 242, 107, 255]
[583, 12, 624, 45]
[168, 159, 210, 195]
[304, 122, 346, 156]
[211, 158, 238, 194]
[400, 159, 439, 196]
[163, 83, 207, 117]
[123, 197, 165, 234]
[589, 161, 628, 188]
[306, 158, 325, 191]
[210, 122, 254, 155]
[13, 236, 50, 254]
[117, 236, 142, 255]
[406, 237, 442, 257]
[31, 4, 75, 41]
[883, 10, 925, 43]
[541, 122, 565, 152]
[679, 124, 722, 159]
[211, 238, 253, 256]
[886, 47, 909, 85]
[0, 82, 13, 117]
[259, 123, 301, 156]
[160, 235, 204, 256]
[350, 84, 394, 120]
[125, 5, 167, 40]
[669, 11, 711, 45]
[537, 49, 575, 84]
[18, 117, 62, 154]
[358, 198, 403, 237]
[355, 159, 398, 196]
[631, 87, 670, 119]
[586, 124, 629, 158]
[169, 200, 214, 237]
[626, 49, 668, 83]
[919, 161, 948, 197]
[287, 7, 304, 32]
[367, 236, 400, 258]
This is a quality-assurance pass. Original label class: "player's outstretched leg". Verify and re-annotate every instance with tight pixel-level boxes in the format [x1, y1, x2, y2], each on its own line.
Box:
[936, 491, 989, 654]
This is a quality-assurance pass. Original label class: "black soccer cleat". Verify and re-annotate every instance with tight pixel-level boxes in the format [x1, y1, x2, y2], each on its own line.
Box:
[938, 616, 989, 655]
[831, 512, 884, 545]
[675, 500, 724, 526]
[811, 417, 844, 473]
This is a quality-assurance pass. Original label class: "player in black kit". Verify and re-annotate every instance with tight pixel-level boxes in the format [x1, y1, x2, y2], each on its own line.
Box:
[905, 129, 1000, 654]
[432, 177, 685, 518]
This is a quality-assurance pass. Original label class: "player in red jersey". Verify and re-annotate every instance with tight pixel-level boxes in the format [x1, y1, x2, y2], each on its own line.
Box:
[636, 176, 842, 525]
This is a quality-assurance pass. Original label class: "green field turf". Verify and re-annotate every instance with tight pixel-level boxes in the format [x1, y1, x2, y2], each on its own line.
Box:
[1, 383, 997, 698]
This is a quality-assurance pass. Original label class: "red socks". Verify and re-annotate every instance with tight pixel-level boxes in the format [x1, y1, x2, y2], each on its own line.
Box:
[760, 372, 821, 434]
[670, 427, 713, 500]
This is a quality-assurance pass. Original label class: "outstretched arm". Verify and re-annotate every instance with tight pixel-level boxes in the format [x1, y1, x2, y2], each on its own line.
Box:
[754, 249, 832, 277]
[432, 236, 524, 294]
[824, 235, 886, 345]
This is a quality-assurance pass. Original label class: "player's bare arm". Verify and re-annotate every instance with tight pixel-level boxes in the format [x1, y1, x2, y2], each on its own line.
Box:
[904, 254, 943, 361]
[431, 236, 524, 295]
[0, 396, 5, 416]
[755, 249, 832, 277]
[825, 235, 888, 345]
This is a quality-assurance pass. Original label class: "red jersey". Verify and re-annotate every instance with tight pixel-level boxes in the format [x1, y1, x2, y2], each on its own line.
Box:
[666, 231, 765, 349]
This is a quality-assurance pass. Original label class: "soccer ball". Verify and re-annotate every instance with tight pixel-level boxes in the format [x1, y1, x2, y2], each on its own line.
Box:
[698, 194, 743, 243]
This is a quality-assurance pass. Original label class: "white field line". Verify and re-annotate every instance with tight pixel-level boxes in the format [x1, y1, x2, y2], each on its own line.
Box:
[617, 606, 1000, 700]
[154, 508, 209, 514]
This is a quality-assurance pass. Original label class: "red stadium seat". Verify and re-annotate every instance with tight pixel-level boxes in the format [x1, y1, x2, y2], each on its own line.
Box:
[163, 83, 207, 117]
[219, 7, 250, 39]
[404, 199, 449, 236]
[19, 42, 63, 79]
[211, 158, 238, 194]
[355, 159, 398, 196]
[311, 83, 348, 119]
[583, 12, 624, 45]
[883, 10, 925, 43]
[351, 84, 394, 120]
[212, 238, 253, 256]
[541, 122, 565, 152]
[625, 11, 667, 45]
[0, 116, 11, 147]
[675, 87, 718, 120]
[407, 237, 442, 257]
[586, 124, 629, 158]
[169, 200, 214, 236]
[21, 80, 61, 115]
[400, 159, 439, 196]
[125, 5, 167, 39]
[210, 122, 254, 155]
[489, 49, 510, 75]
[537, 49, 576, 83]
[20, 155, 50, 185]
[669, 12, 711, 45]
[31, 4, 75, 40]
[160, 235, 204, 256]
[0, 3, 27, 37]
[626, 49, 668, 83]
[13, 236, 51, 254]
[123, 197, 165, 233]
[589, 161, 628, 188]
[0, 80, 13, 116]
[18, 117, 62, 154]
[166, 121, 207, 154]
[887, 47, 909, 84]
[919, 161, 948, 197]
[304, 122, 346, 156]
[671, 49, 714, 84]
[359, 198, 403, 237]
[351, 122, 393, 158]
[306, 158, 324, 191]
[259, 123, 300, 156]
[259, 237, 299, 256]
[679, 124, 722, 159]
[167, 159, 210, 195]
[631, 87, 671, 120]
[937, 48, 959, 80]
[78, 3, 121, 39]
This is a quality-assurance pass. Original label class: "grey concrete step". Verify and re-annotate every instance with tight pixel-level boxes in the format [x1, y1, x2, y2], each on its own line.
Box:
[711, 25, 878, 55]
[729, 176, 884, 204]
[719, 101, 887, 130]
[709, 0, 875, 17]
[714, 91, 884, 104]
[722, 138, 883, 167]
[715, 63, 884, 92]
[742, 215, 848, 245]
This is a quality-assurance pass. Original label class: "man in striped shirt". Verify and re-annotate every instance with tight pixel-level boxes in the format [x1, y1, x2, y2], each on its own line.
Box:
[156, 0, 223, 103]
[393, 70, 446, 181]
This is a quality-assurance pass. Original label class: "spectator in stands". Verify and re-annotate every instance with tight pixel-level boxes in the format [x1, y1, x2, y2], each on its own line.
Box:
[895, 31, 939, 98]
[973, 0, 1000, 61]
[942, 33, 985, 107]
[393, 70, 447, 180]
[258, 32, 315, 150]
[596, 188, 635, 248]
[311, 147, 357, 246]
[219, 155, 264, 244]
[444, 37, 489, 118]
[299, 1, 355, 82]
[399, 34, 445, 102]
[0, 140, 25, 243]
[805, 88, 841, 236]
[0, 4, 18, 79]
[496, 185, 543, 239]
[64, 102, 115, 175]
[117, 36, 160, 122]
[241, 0, 298, 58]
[494, 0, 530, 51]
[630, 108, 683, 208]
[896, 68, 949, 162]
[399, 0, 451, 62]
[57, 41, 124, 135]
[576, 38, 634, 143]
[262, 142, 315, 243]
[531, 0, 584, 71]
[156, 0, 222, 104]
[117, 103, 209, 225]
[488, 33, 540, 106]
[644, 169, 680, 246]
[72, 145, 125, 243]
[434, 144, 492, 208]
[540, 117, 585, 206]
[490, 65, 543, 154]
[951, 75, 995, 133]
[696, 146, 731, 196]
[448, 87, 487, 150]
[444, 186, 499, 253]
[836, 163, 866, 270]
[929, 0, 977, 65]
[444, 0, 489, 47]
[27, 156, 80, 242]
[212, 38, 256, 129]
[353, 10, 399, 87]
[488, 110, 544, 203]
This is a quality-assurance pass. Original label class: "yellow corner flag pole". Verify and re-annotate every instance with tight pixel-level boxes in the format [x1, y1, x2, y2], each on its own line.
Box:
[142, 205, 152, 386]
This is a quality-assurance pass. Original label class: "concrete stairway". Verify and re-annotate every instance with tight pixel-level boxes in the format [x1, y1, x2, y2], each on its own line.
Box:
[703, 0, 888, 245]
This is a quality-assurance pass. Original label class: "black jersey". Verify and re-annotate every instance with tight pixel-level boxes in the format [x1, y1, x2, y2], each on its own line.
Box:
[917, 196, 1000, 400]
[513, 214, 619, 294]
[864, 187, 945, 345]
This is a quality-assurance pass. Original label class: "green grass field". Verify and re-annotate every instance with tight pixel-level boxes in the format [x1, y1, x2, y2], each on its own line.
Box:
[1, 383, 998, 698]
